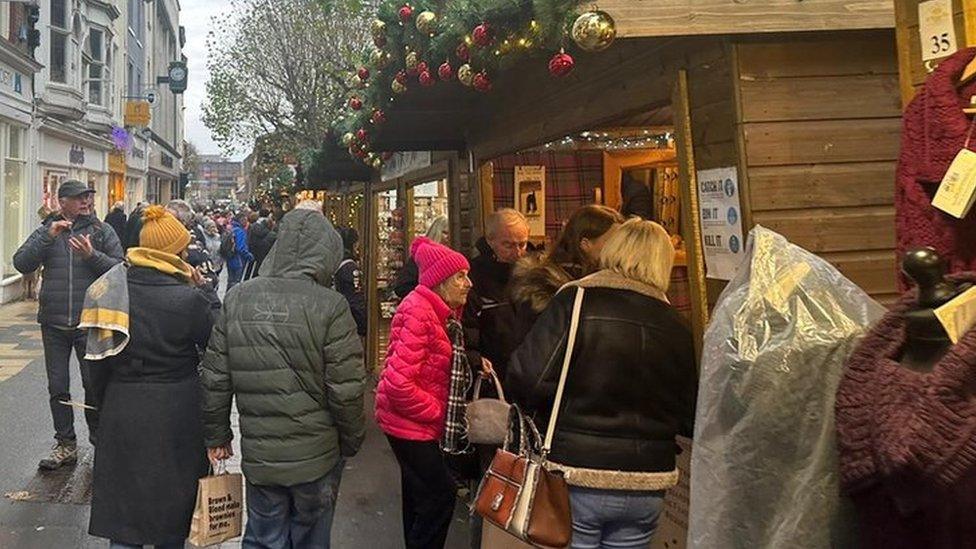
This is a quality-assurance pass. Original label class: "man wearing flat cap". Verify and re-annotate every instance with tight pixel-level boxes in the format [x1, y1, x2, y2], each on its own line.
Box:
[14, 180, 124, 470]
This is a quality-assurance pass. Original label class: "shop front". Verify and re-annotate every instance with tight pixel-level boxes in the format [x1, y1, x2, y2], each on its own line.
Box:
[126, 137, 149, 210]
[37, 127, 111, 216]
[0, 41, 40, 303]
[148, 148, 179, 205]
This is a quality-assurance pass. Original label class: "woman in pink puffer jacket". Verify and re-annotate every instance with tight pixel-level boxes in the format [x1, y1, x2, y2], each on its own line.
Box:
[375, 236, 473, 549]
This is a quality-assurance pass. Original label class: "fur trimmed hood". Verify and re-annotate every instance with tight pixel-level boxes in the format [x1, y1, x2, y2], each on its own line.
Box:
[510, 256, 581, 313]
[566, 269, 670, 304]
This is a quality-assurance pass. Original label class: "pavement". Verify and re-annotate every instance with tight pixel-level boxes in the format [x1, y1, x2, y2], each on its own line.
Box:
[0, 288, 472, 548]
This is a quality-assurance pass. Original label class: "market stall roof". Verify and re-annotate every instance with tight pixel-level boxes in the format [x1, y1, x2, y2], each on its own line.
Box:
[304, 136, 375, 189]
[371, 37, 681, 159]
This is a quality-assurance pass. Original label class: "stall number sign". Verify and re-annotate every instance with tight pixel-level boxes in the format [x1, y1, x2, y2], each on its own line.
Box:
[919, 0, 957, 64]
[697, 167, 745, 281]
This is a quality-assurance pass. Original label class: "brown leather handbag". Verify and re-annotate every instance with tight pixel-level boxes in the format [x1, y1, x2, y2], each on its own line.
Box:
[474, 287, 586, 548]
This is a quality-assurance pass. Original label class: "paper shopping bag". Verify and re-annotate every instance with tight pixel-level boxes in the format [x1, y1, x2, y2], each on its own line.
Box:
[188, 470, 243, 547]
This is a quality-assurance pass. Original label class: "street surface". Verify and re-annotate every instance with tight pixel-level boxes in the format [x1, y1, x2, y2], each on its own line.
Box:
[0, 295, 470, 548]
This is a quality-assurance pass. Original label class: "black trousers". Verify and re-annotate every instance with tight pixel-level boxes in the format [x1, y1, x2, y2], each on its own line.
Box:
[386, 436, 457, 549]
[40, 326, 100, 443]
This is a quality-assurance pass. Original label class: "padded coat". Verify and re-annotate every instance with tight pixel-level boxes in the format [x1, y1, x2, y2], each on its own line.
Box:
[375, 285, 454, 441]
[200, 209, 366, 487]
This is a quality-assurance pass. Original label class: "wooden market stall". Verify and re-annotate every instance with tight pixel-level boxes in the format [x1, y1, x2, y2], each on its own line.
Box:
[365, 13, 901, 351]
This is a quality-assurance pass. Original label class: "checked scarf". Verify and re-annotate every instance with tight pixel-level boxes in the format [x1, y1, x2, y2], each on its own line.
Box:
[441, 317, 473, 454]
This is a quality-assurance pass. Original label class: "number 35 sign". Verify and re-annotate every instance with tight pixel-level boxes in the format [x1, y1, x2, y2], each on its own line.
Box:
[919, 0, 958, 64]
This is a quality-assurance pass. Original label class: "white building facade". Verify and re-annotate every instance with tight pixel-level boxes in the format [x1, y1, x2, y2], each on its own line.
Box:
[0, 0, 186, 304]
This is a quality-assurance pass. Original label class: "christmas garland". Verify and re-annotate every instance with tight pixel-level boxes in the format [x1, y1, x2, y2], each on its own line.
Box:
[334, 0, 616, 168]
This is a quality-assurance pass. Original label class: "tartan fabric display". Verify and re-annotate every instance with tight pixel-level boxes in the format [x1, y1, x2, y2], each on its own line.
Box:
[492, 151, 604, 240]
[441, 317, 473, 454]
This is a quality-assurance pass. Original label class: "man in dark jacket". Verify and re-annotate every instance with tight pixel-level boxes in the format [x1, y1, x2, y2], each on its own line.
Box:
[245, 209, 277, 280]
[103, 201, 127, 239]
[334, 227, 367, 338]
[13, 180, 124, 469]
[463, 208, 531, 383]
[201, 205, 366, 548]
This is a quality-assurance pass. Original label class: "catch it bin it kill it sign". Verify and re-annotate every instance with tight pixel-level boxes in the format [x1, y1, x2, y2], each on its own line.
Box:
[696, 167, 745, 280]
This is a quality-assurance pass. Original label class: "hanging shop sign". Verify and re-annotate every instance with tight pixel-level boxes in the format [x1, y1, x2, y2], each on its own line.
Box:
[381, 151, 431, 181]
[918, 0, 957, 70]
[124, 100, 151, 127]
[514, 165, 546, 238]
[109, 152, 126, 175]
[697, 167, 745, 280]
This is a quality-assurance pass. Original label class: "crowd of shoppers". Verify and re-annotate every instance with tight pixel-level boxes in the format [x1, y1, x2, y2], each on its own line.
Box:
[10, 182, 695, 548]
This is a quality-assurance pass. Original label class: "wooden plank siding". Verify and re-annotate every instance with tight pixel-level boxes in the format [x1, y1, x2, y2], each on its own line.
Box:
[734, 30, 901, 301]
[600, 0, 894, 39]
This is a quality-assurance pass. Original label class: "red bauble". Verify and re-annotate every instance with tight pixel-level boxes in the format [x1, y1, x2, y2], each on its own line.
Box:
[349, 97, 363, 110]
[371, 109, 386, 125]
[358, 67, 370, 81]
[438, 61, 454, 81]
[416, 61, 429, 75]
[472, 71, 492, 92]
[456, 43, 470, 61]
[356, 128, 368, 141]
[395, 70, 408, 85]
[398, 4, 413, 23]
[548, 51, 575, 77]
[472, 23, 493, 47]
[419, 71, 435, 87]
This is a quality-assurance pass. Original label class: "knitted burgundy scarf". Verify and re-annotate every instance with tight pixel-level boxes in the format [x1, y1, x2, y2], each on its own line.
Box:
[836, 274, 976, 495]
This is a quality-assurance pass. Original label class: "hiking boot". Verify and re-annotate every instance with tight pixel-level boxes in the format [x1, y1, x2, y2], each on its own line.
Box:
[38, 441, 78, 470]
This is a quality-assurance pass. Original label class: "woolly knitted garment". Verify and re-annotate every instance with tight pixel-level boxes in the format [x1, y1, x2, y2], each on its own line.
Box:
[836, 274, 976, 547]
[896, 48, 976, 289]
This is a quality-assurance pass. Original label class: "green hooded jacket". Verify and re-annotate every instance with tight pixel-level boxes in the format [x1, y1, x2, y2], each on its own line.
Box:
[201, 208, 366, 487]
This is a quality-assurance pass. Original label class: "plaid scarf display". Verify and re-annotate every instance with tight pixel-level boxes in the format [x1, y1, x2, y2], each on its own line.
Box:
[441, 317, 473, 454]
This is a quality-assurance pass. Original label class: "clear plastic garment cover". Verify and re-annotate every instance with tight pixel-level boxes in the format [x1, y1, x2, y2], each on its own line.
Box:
[688, 226, 885, 549]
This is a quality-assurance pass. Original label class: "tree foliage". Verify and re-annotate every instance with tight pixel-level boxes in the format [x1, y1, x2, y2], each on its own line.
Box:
[202, 0, 372, 157]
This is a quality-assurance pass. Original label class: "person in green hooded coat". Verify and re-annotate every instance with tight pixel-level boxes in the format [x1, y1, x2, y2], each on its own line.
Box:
[200, 202, 366, 549]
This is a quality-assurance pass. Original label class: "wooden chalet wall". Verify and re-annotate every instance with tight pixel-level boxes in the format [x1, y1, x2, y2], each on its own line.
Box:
[732, 30, 902, 303]
[894, 0, 976, 104]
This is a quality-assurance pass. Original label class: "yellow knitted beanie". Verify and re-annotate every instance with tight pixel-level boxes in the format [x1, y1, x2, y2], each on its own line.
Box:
[140, 205, 191, 255]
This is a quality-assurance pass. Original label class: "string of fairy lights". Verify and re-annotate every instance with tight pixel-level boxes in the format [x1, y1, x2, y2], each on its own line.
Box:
[541, 131, 675, 151]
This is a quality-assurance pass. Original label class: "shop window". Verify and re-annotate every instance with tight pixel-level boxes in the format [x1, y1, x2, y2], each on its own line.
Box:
[43, 169, 68, 211]
[49, 0, 68, 83]
[3, 125, 26, 277]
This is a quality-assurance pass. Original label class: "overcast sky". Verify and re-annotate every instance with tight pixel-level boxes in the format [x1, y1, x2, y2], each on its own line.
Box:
[181, 0, 236, 159]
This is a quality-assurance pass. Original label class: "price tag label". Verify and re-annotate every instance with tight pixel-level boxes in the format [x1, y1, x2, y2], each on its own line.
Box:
[919, 0, 957, 62]
[932, 148, 976, 218]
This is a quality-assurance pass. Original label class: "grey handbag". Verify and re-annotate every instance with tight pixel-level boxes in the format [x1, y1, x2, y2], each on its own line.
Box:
[466, 371, 511, 445]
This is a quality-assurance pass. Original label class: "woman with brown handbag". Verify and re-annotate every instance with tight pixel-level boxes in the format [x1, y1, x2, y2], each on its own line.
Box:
[506, 218, 698, 548]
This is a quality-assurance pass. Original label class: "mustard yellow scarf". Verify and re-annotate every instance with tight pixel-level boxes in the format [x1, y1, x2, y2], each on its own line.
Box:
[126, 247, 194, 282]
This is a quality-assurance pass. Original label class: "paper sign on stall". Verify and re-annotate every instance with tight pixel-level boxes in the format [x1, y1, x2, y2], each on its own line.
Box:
[696, 167, 745, 280]
[918, 0, 957, 63]
[514, 166, 546, 238]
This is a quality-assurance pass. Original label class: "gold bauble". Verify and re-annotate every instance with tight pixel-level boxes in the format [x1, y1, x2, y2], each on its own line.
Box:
[372, 157, 384, 169]
[341, 132, 356, 147]
[405, 51, 419, 70]
[458, 64, 474, 86]
[392, 79, 407, 94]
[370, 48, 392, 69]
[416, 11, 437, 34]
[571, 10, 616, 52]
[371, 19, 386, 40]
[348, 74, 364, 89]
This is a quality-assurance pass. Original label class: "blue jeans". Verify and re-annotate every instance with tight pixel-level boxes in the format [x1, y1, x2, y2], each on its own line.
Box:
[242, 460, 344, 549]
[109, 542, 183, 549]
[569, 486, 666, 549]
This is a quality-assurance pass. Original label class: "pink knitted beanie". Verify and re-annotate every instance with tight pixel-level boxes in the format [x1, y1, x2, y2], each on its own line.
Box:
[411, 236, 469, 289]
